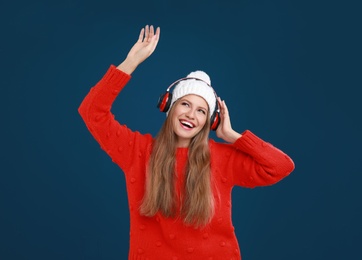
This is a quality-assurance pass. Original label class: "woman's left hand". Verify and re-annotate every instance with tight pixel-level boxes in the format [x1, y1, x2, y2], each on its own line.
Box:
[215, 97, 242, 143]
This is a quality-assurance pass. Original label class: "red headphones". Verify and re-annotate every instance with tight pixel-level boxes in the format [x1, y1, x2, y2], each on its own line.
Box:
[157, 77, 221, 131]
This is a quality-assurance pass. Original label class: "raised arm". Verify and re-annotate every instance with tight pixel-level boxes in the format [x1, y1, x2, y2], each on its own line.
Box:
[78, 25, 160, 171]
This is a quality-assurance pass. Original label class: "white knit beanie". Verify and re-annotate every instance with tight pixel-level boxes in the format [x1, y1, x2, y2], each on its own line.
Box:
[167, 70, 216, 118]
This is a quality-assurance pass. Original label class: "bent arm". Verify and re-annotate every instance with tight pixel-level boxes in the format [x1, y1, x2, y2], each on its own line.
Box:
[228, 130, 295, 188]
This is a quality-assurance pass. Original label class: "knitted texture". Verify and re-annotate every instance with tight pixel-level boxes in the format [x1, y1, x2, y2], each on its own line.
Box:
[168, 70, 216, 117]
[78, 65, 295, 260]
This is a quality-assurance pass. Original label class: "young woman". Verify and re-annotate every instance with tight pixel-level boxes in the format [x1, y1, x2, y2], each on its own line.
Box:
[79, 25, 294, 260]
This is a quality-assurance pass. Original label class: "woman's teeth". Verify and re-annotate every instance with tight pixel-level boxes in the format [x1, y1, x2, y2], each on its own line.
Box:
[180, 120, 194, 128]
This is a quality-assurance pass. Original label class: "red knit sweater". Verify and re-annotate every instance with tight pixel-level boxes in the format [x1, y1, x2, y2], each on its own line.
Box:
[78, 65, 295, 260]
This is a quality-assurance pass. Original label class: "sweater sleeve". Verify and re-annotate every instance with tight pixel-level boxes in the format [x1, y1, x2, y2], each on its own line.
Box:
[224, 130, 295, 188]
[78, 65, 153, 172]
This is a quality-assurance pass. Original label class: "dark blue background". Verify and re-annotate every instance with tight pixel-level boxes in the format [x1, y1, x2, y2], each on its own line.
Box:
[1, 0, 361, 259]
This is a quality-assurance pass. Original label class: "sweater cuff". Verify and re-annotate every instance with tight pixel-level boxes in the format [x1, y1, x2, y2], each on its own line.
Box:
[233, 130, 266, 152]
[101, 65, 131, 88]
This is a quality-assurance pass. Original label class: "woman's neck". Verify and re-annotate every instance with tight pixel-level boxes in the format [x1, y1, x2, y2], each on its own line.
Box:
[176, 138, 190, 148]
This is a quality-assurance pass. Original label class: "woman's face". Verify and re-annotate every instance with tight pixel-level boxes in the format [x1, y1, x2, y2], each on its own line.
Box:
[171, 94, 209, 147]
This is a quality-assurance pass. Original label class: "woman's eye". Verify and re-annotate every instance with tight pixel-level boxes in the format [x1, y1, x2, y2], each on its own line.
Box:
[181, 102, 189, 107]
[198, 109, 206, 115]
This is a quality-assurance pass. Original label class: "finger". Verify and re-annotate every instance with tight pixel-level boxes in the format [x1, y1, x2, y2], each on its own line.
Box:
[217, 97, 222, 107]
[148, 25, 154, 41]
[155, 26, 160, 37]
[154, 27, 160, 41]
[137, 28, 145, 42]
[217, 97, 224, 111]
[144, 25, 149, 41]
[148, 27, 160, 52]
[154, 27, 160, 43]
[222, 100, 229, 115]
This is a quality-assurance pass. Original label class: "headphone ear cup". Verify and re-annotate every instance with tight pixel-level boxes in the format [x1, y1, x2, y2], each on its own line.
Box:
[210, 110, 220, 131]
[157, 92, 172, 112]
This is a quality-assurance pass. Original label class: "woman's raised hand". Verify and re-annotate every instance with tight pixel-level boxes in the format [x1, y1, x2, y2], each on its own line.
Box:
[127, 25, 160, 64]
[216, 97, 242, 143]
[118, 25, 160, 74]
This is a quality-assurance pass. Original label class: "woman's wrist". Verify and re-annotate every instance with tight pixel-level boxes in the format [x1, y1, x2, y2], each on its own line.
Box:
[224, 130, 242, 143]
[117, 58, 139, 75]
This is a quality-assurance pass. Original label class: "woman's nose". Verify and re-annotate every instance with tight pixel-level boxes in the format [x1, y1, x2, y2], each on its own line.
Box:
[185, 109, 195, 119]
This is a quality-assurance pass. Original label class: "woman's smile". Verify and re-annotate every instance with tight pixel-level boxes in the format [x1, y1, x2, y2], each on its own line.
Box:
[179, 119, 195, 130]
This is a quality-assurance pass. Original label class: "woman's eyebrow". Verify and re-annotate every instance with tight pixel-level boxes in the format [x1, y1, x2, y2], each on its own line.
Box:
[181, 98, 208, 111]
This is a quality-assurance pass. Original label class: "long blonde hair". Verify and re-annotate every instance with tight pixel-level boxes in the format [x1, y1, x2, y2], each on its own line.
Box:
[140, 99, 215, 227]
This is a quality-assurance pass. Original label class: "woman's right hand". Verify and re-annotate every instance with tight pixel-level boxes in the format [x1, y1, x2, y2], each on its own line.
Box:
[118, 25, 160, 74]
